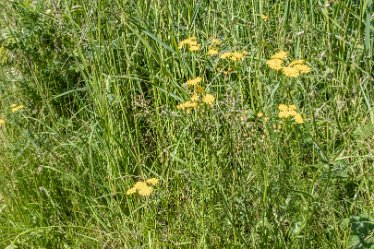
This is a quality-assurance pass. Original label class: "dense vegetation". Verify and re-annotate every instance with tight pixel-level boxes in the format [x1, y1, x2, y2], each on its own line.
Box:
[0, 0, 373, 248]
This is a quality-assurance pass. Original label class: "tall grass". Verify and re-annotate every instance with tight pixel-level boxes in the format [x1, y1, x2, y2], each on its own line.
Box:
[0, 0, 373, 248]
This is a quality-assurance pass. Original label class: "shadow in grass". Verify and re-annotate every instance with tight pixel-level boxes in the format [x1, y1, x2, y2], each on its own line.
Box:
[341, 215, 374, 249]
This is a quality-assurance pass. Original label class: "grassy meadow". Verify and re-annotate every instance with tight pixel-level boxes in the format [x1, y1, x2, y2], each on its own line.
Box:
[0, 0, 373, 248]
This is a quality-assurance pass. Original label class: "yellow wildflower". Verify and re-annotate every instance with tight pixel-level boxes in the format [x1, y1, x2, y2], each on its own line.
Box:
[190, 94, 199, 102]
[207, 48, 219, 56]
[294, 114, 304, 124]
[11, 104, 24, 113]
[211, 38, 221, 46]
[188, 44, 201, 52]
[266, 59, 283, 71]
[126, 187, 137, 195]
[230, 51, 246, 61]
[177, 101, 198, 110]
[146, 178, 159, 186]
[257, 112, 264, 118]
[271, 51, 288, 60]
[220, 52, 232, 59]
[293, 64, 311, 74]
[195, 86, 205, 94]
[278, 104, 288, 112]
[138, 185, 153, 196]
[261, 15, 269, 21]
[178, 37, 197, 49]
[289, 60, 305, 67]
[0, 119, 5, 126]
[202, 94, 215, 106]
[279, 111, 291, 119]
[186, 77, 202, 87]
[288, 105, 297, 111]
[282, 66, 300, 77]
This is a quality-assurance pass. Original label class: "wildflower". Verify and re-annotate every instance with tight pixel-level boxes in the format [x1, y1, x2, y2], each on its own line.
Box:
[186, 77, 202, 87]
[177, 101, 198, 110]
[288, 105, 297, 111]
[220, 52, 232, 59]
[293, 64, 311, 74]
[261, 15, 269, 21]
[207, 48, 219, 56]
[138, 185, 153, 196]
[178, 37, 197, 49]
[271, 51, 288, 60]
[294, 114, 304, 124]
[0, 119, 5, 126]
[282, 66, 300, 77]
[266, 59, 283, 71]
[278, 104, 288, 112]
[126, 187, 137, 195]
[257, 112, 264, 118]
[289, 60, 305, 67]
[190, 94, 199, 102]
[202, 94, 215, 106]
[188, 44, 201, 52]
[195, 86, 205, 94]
[211, 38, 221, 46]
[146, 178, 159, 186]
[278, 111, 291, 119]
[230, 51, 246, 61]
[11, 104, 24, 113]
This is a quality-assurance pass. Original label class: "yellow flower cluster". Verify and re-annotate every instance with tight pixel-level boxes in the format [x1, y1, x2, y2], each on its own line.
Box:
[278, 104, 304, 124]
[11, 104, 24, 113]
[267, 51, 311, 77]
[177, 77, 215, 110]
[207, 37, 221, 56]
[178, 37, 201, 52]
[261, 15, 269, 21]
[126, 178, 159, 197]
[0, 119, 5, 126]
[220, 51, 248, 61]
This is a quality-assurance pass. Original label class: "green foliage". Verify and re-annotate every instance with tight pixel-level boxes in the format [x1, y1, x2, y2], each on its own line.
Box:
[0, 0, 373, 248]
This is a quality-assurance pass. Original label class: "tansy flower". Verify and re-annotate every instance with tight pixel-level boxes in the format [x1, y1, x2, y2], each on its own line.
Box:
[146, 178, 159, 186]
[138, 185, 153, 196]
[190, 94, 199, 102]
[271, 51, 288, 60]
[0, 119, 5, 126]
[289, 60, 305, 67]
[178, 37, 197, 49]
[261, 15, 269, 21]
[188, 44, 201, 52]
[282, 66, 300, 77]
[195, 86, 205, 94]
[267, 59, 283, 71]
[211, 38, 221, 46]
[220, 52, 232, 59]
[177, 101, 198, 110]
[186, 77, 202, 87]
[294, 114, 304, 124]
[257, 112, 264, 118]
[293, 64, 311, 74]
[230, 51, 247, 61]
[207, 48, 219, 56]
[11, 104, 24, 113]
[202, 94, 215, 106]
[278, 104, 288, 112]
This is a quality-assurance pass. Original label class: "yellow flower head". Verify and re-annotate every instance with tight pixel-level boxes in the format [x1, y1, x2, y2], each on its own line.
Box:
[294, 114, 304, 124]
[11, 104, 24, 113]
[220, 52, 232, 59]
[126, 181, 155, 197]
[202, 94, 215, 106]
[282, 66, 300, 77]
[261, 15, 269, 21]
[188, 44, 201, 52]
[186, 77, 202, 87]
[278, 104, 288, 112]
[195, 86, 205, 94]
[230, 51, 246, 61]
[178, 37, 197, 49]
[271, 51, 288, 60]
[177, 101, 198, 110]
[207, 48, 219, 56]
[266, 59, 283, 71]
[0, 119, 5, 126]
[211, 38, 221, 46]
[138, 185, 153, 196]
[293, 64, 311, 74]
[257, 112, 264, 118]
[190, 94, 199, 102]
[289, 60, 305, 67]
[146, 178, 159, 186]
[126, 187, 137, 195]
